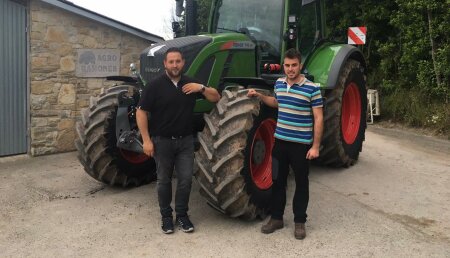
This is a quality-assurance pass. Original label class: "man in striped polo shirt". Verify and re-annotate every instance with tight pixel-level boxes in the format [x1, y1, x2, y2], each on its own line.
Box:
[247, 48, 323, 239]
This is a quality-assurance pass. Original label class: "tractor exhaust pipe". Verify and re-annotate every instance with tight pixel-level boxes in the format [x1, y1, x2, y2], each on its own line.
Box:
[175, 0, 184, 17]
[174, 0, 197, 36]
[185, 0, 197, 35]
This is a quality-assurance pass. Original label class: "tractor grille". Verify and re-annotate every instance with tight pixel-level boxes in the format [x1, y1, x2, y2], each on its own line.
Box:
[140, 36, 212, 83]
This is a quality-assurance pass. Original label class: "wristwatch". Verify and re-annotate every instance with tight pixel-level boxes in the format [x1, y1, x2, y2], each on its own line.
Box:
[200, 84, 206, 93]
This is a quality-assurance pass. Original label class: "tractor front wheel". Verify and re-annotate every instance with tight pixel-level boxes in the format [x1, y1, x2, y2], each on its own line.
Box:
[194, 89, 277, 219]
[75, 85, 156, 186]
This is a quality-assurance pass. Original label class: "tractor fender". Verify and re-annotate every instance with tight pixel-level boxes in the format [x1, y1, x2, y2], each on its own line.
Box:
[106, 75, 138, 83]
[326, 45, 366, 89]
[222, 77, 273, 91]
[304, 44, 366, 89]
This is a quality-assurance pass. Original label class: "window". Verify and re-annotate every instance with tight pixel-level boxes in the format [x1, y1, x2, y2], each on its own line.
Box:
[213, 0, 285, 58]
[299, 1, 321, 56]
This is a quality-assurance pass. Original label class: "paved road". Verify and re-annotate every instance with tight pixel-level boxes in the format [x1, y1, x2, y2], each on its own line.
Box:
[0, 125, 449, 257]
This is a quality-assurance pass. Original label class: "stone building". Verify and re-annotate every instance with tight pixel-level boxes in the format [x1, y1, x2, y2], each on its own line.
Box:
[0, 0, 164, 157]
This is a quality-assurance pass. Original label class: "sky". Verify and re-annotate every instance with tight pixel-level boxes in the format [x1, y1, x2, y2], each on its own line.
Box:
[70, 0, 177, 39]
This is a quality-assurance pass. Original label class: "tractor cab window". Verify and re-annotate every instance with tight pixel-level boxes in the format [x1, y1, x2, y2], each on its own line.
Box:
[299, 0, 322, 57]
[212, 0, 284, 62]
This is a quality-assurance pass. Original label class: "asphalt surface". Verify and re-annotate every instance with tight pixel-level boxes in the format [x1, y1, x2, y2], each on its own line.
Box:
[0, 125, 449, 257]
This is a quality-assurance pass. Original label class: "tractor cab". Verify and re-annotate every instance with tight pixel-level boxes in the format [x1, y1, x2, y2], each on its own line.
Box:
[210, 0, 283, 78]
[208, 0, 325, 81]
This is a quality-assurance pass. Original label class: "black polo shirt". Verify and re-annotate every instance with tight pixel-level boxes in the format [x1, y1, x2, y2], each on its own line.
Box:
[138, 73, 203, 137]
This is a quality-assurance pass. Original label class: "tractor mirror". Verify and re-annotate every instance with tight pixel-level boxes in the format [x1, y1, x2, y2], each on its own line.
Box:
[172, 22, 181, 32]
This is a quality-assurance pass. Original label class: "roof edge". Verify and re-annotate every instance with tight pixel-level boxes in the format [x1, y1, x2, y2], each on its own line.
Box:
[39, 0, 165, 42]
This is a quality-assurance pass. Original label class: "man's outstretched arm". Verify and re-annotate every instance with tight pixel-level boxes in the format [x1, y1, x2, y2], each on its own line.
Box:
[247, 88, 278, 108]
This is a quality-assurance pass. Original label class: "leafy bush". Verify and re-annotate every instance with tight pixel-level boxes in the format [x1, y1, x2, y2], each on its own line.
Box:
[381, 88, 449, 136]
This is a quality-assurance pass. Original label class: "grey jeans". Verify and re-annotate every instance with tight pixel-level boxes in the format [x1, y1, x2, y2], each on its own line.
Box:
[152, 135, 194, 218]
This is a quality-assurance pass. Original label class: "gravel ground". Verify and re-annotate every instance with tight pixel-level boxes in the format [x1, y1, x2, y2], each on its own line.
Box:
[0, 125, 449, 257]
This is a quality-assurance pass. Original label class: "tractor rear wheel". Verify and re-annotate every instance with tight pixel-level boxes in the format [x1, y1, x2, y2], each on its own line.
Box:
[195, 89, 277, 219]
[75, 85, 156, 186]
[317, 59, 367, 167]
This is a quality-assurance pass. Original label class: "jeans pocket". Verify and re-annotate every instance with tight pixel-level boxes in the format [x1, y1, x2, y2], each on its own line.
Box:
[151, 136, 160, 157]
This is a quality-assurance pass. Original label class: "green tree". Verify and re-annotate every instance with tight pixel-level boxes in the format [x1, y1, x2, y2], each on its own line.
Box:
[386, 0, 449, 99]
[382, 0, 449, 132]
[327, 0, 449, 134]
[326, 0, 397, 83]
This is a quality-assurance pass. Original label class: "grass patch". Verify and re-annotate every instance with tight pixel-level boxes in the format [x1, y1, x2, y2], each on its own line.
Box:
[379, 88, 449, 138]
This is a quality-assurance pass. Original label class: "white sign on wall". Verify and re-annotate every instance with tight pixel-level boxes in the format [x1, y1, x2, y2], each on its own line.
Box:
[76, 49, 120, 77]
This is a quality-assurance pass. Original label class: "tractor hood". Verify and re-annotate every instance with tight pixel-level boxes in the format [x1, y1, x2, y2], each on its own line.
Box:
[140, 35, 212, 83]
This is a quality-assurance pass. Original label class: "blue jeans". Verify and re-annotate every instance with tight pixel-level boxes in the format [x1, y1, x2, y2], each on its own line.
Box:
[152, 135, 194, 218]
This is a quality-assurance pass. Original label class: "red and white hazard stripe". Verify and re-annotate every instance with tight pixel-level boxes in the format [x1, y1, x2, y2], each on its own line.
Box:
[348, 27, 367, 45]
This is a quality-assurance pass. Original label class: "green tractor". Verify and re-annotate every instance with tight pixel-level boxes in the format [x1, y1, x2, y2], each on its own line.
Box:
[75, 0, 367, 219]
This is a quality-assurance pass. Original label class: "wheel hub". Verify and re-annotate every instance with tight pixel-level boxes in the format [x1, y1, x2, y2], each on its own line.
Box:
[252, 140, 266, 165]
[341, 82, 362, 145]
[249, 119, 276, 190]
[119, 149, 149, 164]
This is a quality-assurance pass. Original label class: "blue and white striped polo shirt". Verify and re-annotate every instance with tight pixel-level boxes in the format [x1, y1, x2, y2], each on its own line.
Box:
[274, 76, 323, 144]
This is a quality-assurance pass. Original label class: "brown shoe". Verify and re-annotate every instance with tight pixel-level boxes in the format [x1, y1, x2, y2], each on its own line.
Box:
[261, 218, 284, 234]
[294, 223, 306, 239]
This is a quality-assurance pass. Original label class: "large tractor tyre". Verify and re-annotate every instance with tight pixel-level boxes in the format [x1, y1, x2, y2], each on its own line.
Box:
[75, 85, 156, 186]
[317, 59, 367, 167]
[195, 88, 277, 219]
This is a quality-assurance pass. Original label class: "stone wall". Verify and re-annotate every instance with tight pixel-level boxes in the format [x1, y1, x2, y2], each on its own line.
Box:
[29, 1, 154, 156]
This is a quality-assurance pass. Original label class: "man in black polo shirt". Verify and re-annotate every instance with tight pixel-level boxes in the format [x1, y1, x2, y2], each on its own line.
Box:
[136, 47, 220, 234]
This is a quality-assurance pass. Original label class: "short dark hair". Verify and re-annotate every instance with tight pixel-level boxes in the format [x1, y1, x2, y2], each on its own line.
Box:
[164, 47, 184, 60]
[284, 48, 302, 63]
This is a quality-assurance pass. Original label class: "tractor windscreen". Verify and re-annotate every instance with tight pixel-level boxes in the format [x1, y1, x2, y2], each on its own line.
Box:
[212, 0, 284, 58]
